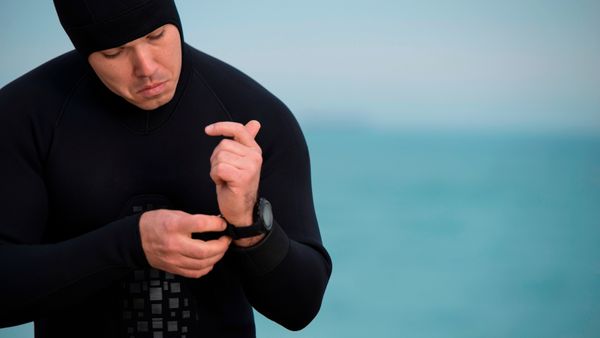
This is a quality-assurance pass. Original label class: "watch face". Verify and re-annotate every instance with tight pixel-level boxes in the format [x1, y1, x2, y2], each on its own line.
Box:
[260, 198, 273, 230]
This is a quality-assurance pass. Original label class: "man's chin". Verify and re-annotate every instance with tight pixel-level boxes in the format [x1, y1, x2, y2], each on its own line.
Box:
[130, 92, 175, 110]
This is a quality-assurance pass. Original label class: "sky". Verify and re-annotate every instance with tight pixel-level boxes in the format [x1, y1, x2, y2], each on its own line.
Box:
[1, 0, 599, 133]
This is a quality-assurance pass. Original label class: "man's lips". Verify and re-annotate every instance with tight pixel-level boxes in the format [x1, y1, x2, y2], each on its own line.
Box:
[137, 81, 167, 97]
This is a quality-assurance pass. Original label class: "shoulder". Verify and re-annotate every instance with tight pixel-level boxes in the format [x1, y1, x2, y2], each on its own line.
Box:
[183, 44, 307, 153]
[0, 50, 91, 160]
[1, 50, 90, 118]
[184, 45, 289, 120]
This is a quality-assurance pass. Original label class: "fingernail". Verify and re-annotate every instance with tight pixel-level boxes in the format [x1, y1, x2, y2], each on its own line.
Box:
[205, 124, 213, 133]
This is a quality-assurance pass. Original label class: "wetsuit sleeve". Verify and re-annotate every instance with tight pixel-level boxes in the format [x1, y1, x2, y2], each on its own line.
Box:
[187, 46, 332, 330]
[230, 110, 332, 331]
[0, 83, 149, 327]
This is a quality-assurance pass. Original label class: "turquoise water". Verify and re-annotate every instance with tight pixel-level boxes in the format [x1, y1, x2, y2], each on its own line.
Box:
[256, 128, 600, 338]
[3, 128, 600, 337]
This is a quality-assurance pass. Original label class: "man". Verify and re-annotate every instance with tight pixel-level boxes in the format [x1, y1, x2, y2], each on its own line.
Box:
[0, 0, 332, 337]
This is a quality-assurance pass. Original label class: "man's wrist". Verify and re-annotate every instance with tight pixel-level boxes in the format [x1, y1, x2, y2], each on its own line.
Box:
[222, 198, 273, 244]
[228, 194, 257, 226]
[233, 234, 266, 248]
[224, 214, 253, 227]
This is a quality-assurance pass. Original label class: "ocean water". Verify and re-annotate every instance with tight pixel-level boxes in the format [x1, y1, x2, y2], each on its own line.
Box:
[255, 128, 600, 338]
[2, 128, 600, 337]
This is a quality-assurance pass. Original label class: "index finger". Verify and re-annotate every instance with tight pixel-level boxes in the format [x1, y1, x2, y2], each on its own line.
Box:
[180, 234, 231, 260]
[205, 121, 260, 147]
[179, 214, 227, 234]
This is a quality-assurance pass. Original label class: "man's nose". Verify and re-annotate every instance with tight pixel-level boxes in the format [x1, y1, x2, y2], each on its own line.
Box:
[131, 46, 157, 78]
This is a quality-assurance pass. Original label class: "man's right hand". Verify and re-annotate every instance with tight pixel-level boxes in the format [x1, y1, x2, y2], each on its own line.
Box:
[139, 210, 232, 278]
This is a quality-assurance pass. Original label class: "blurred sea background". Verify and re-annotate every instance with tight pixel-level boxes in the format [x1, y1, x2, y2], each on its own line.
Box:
[1, 1, 599, 337]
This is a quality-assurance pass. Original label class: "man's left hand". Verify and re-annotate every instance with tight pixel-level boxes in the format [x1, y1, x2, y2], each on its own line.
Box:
[205, 120, 263, 245]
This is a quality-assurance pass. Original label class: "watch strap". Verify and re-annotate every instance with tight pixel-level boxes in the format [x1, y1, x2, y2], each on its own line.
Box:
[191, 222, 265, 241]
[225, 222, 267, 239]
[192, 198, 271, 241]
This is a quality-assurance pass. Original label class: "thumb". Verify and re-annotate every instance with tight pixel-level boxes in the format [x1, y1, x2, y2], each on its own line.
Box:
[245, 120, 261, 139]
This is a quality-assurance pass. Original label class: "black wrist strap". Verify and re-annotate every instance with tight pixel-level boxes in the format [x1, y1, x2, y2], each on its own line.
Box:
[225, 222, 267, 239]
[192, 199, 270, 240]
[191, 221, 266, 241]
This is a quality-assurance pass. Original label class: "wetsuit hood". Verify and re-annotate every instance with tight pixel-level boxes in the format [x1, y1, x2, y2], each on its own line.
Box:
[53, 0, 183, 56]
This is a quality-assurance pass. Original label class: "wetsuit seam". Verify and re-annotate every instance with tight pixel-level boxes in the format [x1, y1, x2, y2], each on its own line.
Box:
[53, 72, 91, 130]
[145, 111, 150, 133]
[82, 0, 96, 22]
[117, 76, 188, 136]
[44, 70, 90, 167]
[120, 52, 192, 136]
[190, 66, 234, 122]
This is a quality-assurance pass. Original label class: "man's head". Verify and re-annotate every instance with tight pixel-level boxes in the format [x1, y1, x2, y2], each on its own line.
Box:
[87, 24, 182, 110]
[53, 0, 183, 110]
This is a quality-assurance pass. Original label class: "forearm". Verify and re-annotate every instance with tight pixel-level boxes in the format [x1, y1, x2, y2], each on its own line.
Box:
[203, 77, 333, 329]
[0, 214, 148, 327]
[232, 221, 332, 330]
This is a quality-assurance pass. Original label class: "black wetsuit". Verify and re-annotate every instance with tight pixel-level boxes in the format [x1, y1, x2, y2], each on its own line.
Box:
[0, 44, 332, 337]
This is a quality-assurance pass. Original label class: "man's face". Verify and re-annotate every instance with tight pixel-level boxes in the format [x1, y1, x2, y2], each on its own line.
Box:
[88, 24, 182, 110]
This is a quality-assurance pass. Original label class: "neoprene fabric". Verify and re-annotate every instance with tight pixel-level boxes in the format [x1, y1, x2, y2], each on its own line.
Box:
[0, 10, 331, 338]
[53, 0, 182, 56]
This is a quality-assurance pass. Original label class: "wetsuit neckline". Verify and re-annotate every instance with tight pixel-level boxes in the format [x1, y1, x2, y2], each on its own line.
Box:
[90, 44, 192, 134]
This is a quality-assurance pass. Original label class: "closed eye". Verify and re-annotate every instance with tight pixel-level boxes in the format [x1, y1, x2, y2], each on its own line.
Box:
[102, 49, 122, 59]
[148, 30, 165, 41]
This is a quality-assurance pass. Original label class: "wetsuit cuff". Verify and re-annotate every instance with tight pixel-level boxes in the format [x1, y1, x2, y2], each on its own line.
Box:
[120, 213, 150, 268]
[231, 220, 290, 276]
